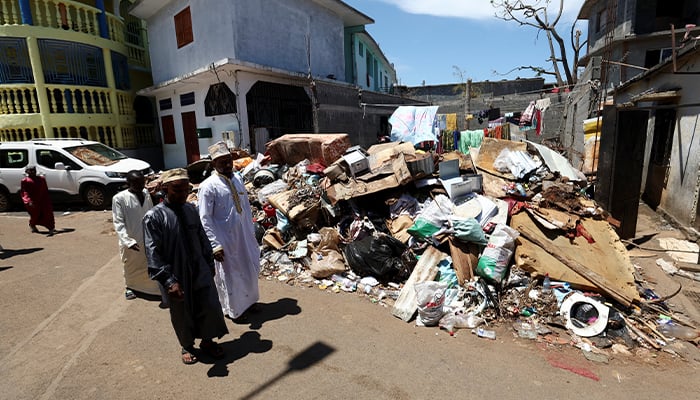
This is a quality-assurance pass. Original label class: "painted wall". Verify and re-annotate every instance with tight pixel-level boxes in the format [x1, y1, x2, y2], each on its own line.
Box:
[234, 0, 345, 80]
[155, 79, 245, 169]
[142, 0, 236, 84]
[352, 33, 395, 92]
[143, 0, 345, 85]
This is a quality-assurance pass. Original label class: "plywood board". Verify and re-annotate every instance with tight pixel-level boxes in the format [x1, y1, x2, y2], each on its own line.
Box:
[513, 212, 639, 303]
[473, 137, 527, 180]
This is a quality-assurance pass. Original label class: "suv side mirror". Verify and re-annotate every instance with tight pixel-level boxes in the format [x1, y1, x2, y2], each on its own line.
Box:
[54, 162, 69, 171]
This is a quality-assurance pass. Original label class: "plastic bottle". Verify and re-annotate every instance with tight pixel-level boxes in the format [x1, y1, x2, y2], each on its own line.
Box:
[542, 273, 552, 294]
[658, 323, 700, 340]
[473, 328, 497, 340]
[356, 283, 400, 300]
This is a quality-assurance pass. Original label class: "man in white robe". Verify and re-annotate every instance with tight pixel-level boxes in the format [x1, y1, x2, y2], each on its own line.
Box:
[112, 170, 163, 300]
[198, 141, 260, 320]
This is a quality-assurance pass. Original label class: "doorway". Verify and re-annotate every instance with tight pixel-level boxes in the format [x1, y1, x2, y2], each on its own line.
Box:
[181, 111, 200, 164]
[596, 108, 649, 239]
[642, 108, 676, 209]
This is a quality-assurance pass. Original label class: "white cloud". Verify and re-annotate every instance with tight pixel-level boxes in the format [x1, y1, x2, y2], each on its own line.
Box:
[377, 0, 586, 22]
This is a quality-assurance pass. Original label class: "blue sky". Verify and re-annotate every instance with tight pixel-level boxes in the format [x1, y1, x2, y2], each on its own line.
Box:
[342, 0, 587, 86]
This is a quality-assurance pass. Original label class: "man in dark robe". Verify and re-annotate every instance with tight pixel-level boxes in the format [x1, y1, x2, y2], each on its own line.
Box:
[20, 166, 55, 235]
[143, 168, 228, 364]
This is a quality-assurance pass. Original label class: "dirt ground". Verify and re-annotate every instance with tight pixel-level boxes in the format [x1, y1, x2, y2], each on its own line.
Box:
[0, 203, 699, 400]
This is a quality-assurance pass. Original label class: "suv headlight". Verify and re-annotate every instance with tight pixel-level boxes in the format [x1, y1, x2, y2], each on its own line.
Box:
[105, 171, 125, 178]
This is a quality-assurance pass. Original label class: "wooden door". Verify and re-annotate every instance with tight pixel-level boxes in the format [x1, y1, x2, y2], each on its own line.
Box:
[181, 111, 200, 164]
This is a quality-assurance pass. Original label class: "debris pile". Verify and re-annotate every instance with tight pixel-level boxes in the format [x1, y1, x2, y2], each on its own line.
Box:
[172, 133, 700, 361]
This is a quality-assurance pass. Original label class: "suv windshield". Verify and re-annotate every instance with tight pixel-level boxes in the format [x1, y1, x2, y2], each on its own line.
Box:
[65, 143, 127, 166]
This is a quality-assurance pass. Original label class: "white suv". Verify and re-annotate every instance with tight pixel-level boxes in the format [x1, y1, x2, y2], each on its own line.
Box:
[0, 139, 152, 211]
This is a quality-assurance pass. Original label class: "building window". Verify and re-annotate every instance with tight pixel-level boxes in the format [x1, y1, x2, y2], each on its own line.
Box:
[595, 9, 607, 33]
[174, 7, 193, 48]
[111, 51, 130, 90]
[358, 42, 364, 57]
[0, 37, 33, 84]
[161, 115, 176, 144]
[180, 91, 195, 106]
[159, 98, 172, 110]
[644, 48, 673, 68]
[39, 39, 106, 87]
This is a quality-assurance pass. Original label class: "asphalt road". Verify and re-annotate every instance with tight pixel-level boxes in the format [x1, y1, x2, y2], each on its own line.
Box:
[1, 209, 699, 400]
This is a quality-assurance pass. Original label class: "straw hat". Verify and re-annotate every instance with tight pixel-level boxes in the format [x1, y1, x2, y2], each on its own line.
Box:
[160, 168, 189, 183]
[208, 141, 231, 160]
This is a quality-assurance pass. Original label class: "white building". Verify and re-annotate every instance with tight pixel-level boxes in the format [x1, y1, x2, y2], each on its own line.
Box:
[130, 0, 403, 168]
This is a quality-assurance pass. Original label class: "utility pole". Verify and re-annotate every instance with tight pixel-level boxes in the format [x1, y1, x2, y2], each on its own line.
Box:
[466, 78, 472, 130]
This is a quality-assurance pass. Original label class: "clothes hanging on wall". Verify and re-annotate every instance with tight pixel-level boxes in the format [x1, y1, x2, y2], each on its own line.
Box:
[520, 101, 536, 126]
[444, 114, 457, 131]
[534, 98, 551, 136]
[458, 129, 484, 154]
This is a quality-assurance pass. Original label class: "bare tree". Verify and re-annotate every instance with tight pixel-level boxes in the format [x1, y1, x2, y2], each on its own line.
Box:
[491, 0, 586, 87]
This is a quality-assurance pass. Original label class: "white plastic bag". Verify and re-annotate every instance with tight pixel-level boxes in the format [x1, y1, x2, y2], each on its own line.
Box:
[414, 281, 448, 327]
[476, 224, 520, 284]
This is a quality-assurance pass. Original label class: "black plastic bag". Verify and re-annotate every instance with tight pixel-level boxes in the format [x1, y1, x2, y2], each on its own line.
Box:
[343, 234, 408, 281]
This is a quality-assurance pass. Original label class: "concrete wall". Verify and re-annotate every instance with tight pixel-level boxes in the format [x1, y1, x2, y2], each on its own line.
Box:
[398, 78, 565, 144]
[315, 82, 424, 147]
[144, 0, 345, 85]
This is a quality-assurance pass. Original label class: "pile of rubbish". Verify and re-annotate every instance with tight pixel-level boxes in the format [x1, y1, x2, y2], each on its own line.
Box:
[158, 133, 700, 362]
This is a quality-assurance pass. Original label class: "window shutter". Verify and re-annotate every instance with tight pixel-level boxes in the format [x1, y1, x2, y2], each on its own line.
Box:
[175, 7, 193, 48]
[161, 115, 176, 144]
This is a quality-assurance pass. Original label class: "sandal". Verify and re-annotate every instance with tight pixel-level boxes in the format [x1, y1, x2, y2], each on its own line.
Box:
[181, 347, 198, 365]
[200, 340, 225, 359]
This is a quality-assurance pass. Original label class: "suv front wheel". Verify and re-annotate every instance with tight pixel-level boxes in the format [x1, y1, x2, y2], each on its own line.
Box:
[0, 188, 10, 212]
[83, 184, 107, 209]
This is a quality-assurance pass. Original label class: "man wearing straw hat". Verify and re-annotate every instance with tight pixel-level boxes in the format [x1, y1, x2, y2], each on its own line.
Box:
[143, 168, 228, 364]
[198, 141, 260, 321]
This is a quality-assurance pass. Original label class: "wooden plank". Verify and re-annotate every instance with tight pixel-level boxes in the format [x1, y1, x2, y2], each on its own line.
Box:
[448, 237, 477, 285]
[391, 246, 445, 322]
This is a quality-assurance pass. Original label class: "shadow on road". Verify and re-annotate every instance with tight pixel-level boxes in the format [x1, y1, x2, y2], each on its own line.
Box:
[0, 266, 13, 272]
[0, 247, 43, 259]
[238, 341, 335, 399]
[242, 297, 302, 330]
[203, 331, 274, 377]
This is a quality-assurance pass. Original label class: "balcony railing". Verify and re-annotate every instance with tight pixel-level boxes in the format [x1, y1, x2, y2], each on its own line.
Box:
[45, 85, 112, 114]
[0, 0, 20, 25]
[0, 126, 45, 142]
[0, 85, 40, 114]
[31, 0, 101, 36]
[1, 122, 156, 149]
[1, 83, 137, 118]
[125, 43, 149, 69]
[121, 123, 156, 148]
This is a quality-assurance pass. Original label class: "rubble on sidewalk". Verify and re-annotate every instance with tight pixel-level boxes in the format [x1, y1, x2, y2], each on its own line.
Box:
[169, 134, 700, 363]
